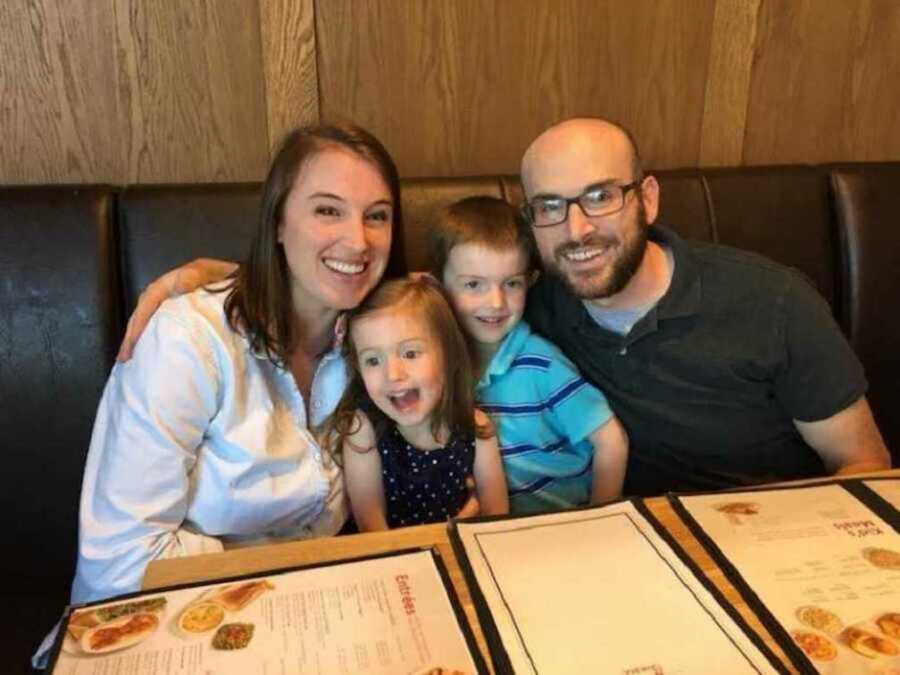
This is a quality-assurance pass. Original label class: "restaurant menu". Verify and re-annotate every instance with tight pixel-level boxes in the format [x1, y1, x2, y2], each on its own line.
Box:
[450, 500, 782, 674]
[673, 483, 900, 674]
[862, 478, 900, 513]
[50, 548, 485, 675]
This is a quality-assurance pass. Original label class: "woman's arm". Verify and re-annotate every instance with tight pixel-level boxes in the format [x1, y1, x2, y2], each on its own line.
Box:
[117, 258, 238, 362]
[75, 307, 225, 603]
[471, 409, 509, 516]
[589, 416, 629, 504]
[343, 413, 390, 531]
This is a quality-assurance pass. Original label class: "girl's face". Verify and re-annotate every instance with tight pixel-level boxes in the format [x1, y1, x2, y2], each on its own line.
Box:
[352, 307, 445, 439]
[278, 147, 393, 319]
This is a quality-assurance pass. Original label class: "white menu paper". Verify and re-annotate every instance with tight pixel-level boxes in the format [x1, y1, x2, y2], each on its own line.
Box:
[676, 483, 900, 674]
[453, 501, 780, 674]
[51, 548, 482, 675]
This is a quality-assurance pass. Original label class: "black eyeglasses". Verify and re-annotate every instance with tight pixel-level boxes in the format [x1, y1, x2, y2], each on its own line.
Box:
[522, 180, 643, 228]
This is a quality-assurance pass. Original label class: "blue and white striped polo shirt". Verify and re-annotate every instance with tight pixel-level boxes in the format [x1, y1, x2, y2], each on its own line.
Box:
[476, 320, 613, 514]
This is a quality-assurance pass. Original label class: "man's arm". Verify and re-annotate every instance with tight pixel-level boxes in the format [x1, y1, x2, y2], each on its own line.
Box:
[794, 396, 891, 475]
[117, 258, 237, 362]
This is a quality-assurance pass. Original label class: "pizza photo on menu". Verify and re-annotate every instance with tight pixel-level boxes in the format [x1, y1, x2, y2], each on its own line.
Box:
[862, 547, 900, 570]
[791, 630, 838, 662]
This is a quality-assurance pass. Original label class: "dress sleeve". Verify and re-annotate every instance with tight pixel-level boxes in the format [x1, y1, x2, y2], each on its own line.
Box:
[73, 305, 225, 603]
[541, 347, 614, 445]
[774, 273, 867, 422]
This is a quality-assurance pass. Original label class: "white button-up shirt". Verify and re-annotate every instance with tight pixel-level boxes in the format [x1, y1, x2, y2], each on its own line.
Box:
[72, 286, 348, 603]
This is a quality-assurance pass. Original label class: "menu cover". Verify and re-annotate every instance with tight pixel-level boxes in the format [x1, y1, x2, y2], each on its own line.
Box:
[673, 481, 900, 674]
[860, 477, 900, 515]
[49, 547, 487, 675]
[450, 500, 785, 674]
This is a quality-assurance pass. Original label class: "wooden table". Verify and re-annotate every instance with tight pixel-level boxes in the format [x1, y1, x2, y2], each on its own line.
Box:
[144, 469, 898, 673]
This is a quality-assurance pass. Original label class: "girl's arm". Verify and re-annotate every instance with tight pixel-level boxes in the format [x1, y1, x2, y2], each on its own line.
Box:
[589, 415, 629, 504]
[343, 412, 390, 531]
[471, 409, 509, 516]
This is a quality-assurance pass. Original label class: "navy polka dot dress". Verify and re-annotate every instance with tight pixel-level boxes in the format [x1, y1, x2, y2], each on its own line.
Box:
[378, 425, 475, 528]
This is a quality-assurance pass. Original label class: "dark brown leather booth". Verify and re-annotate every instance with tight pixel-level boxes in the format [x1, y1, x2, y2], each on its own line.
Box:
[2, 163, 897, 672]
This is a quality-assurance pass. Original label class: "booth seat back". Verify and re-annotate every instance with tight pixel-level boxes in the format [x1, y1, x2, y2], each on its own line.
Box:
[1, 163, 896, 604]
[830, 163, 900, 465]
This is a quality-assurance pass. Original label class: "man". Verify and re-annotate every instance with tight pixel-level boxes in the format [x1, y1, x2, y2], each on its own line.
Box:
[121, 117, 890, 496]
[520, 118, 889, 495]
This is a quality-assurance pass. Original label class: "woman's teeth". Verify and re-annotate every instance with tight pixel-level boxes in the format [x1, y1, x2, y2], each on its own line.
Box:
[323, 259, 365, 274]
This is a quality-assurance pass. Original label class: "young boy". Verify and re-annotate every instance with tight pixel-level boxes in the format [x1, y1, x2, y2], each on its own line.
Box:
[428, 196, 628, 514]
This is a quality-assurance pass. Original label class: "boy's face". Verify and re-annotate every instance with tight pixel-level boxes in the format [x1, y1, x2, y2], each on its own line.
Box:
[441, 242, 531, 349]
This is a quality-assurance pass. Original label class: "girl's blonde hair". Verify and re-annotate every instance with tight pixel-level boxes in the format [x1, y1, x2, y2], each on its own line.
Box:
[322, 276, 491, 458]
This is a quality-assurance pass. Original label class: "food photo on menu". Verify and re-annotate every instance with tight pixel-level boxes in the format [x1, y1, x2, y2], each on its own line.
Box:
[673, 482, 900, 674]
[50, 549, 484, 675]
[61, 580, 273, 661]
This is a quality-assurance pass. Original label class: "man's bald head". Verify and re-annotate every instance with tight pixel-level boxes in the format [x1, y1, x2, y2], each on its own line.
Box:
[521, 118, 643, 198]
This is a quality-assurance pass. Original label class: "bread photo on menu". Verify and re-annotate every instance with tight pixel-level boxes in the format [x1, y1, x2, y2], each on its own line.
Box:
[876, 613, 900, 639]
[840, 627, 899, 658]
[210, 580, 275, 612]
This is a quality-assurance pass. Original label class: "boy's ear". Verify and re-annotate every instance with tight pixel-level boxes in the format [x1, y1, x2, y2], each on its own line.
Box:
[528, 269, 541, 287]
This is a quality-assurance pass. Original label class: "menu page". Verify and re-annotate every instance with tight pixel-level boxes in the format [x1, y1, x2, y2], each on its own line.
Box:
[863, 479, 900, 512]
[452, 501, 781, 675]
[51, 548, 483, 675]
[675, 484, 900, 674]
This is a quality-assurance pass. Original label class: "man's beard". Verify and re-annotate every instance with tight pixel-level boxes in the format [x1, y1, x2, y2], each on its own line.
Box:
[545, 204, 649, 300]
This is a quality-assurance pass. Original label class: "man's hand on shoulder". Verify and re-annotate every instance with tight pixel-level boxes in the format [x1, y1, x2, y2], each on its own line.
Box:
[116, 258, 238, 362]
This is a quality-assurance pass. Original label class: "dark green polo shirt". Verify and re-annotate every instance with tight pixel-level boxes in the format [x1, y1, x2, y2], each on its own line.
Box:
[526, 226, 867, 496]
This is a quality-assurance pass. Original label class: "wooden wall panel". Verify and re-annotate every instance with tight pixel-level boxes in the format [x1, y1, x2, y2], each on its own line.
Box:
[0, 0, 122, 183]
[699, 0, 760, 166]
[2, 0, 899, 184]
[743, 0, 900, 165]
[316, 0, 717, 177]
[113, 0, 269, 183]
[259, 0, 319, 155]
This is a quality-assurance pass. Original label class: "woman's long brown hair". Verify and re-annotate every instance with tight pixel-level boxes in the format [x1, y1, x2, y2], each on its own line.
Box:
[322, 276, 492, 459]
[219, 123, 405, 365]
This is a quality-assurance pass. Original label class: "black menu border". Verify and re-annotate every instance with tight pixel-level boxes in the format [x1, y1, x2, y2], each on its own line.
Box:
[49, 546, 488, 675]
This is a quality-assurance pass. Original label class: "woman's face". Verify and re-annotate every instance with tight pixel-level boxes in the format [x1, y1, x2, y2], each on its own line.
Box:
[278, 147, 393, 318]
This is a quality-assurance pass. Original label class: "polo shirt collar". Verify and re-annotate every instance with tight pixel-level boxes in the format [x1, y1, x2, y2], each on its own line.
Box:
[649, 225, 703, 320]
[477, 320, 531, 389]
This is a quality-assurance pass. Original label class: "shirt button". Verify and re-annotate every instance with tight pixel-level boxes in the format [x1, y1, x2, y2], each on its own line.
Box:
[312, 399, 322, 410]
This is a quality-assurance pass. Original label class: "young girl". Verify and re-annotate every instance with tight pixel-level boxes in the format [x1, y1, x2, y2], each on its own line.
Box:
[324, 277, 508, 530]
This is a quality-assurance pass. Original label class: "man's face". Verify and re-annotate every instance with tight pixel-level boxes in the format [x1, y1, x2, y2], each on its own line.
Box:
[522, 123, 658, 302]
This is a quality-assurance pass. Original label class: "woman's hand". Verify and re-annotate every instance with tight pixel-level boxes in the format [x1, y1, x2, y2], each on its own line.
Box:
[117, 258, 237, 362]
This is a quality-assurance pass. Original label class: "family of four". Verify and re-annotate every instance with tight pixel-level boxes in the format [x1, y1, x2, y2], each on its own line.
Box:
[65, 118, 893, 616]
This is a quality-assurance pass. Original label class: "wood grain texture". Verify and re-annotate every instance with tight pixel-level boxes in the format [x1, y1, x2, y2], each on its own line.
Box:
[316, 0, 718, 177]
[259, 0, 319, 155]
[699, 0, 760, 166]
[0, 0, 122, 184]
[743, 0, 900, 164]
[112, 0, 269, 183]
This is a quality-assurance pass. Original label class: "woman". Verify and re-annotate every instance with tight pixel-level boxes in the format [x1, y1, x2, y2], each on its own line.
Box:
[73, 123, 403, 603]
